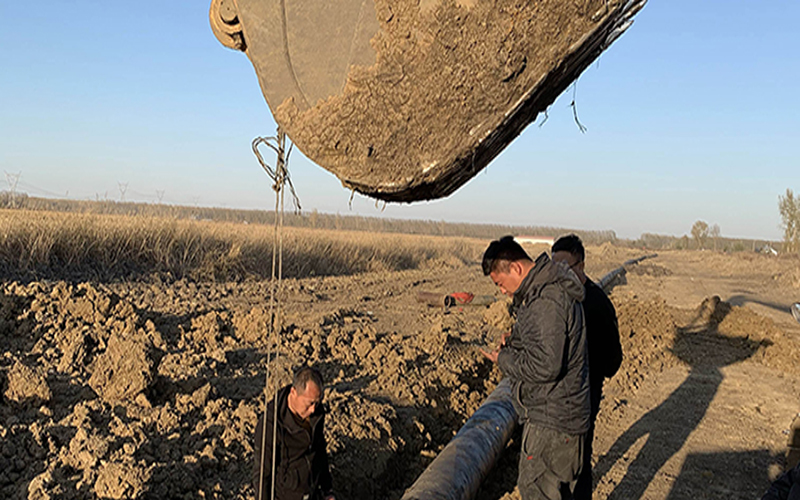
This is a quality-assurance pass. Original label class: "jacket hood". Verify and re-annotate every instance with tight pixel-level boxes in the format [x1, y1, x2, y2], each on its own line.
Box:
[513, 252, 585, 309]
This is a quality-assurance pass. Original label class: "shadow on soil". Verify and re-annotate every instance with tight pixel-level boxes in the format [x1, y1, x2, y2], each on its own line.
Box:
[595, 297, 772, 500]
[664, 449, 781, 500]
[726, 294, 794, 316]
[0, 291, 53, 497]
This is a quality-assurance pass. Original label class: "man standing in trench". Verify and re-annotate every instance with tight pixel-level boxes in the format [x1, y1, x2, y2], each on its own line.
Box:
[481, 236, 590, 500]
[552, 234, 622, 500]
[254, 366, 335, 500]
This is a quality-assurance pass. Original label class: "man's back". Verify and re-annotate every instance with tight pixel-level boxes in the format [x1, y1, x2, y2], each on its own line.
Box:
[582, 279, 622, 416]
[762, 462, 800, 500]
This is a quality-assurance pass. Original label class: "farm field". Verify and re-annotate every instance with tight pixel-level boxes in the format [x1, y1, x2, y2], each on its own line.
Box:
[1, 211, 799, 500]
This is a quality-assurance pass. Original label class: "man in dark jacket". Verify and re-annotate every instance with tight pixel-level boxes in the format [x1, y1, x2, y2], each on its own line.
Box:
[481, 236, 590, 500]
[762, 462, 800, 500]
[552, 234, 623, 500]
[254, 366, 334, 500]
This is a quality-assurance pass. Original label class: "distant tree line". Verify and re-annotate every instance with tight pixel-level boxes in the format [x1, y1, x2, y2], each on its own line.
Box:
[3, 192, 783, 252]
[633, 222, 778, 253]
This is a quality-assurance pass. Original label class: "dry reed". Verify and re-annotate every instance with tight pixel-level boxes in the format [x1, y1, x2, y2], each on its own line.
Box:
[0, 210, 483, 282]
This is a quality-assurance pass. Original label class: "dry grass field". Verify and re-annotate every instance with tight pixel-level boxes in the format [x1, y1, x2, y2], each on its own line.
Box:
[0, 209, 482, 281]
[1, 209, 799, 500]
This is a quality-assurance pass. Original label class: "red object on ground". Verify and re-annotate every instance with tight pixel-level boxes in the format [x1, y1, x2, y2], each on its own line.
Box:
[448, 292, 475, 305]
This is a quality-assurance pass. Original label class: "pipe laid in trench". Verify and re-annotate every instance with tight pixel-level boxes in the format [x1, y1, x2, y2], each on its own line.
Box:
[401, 378, 518, 500]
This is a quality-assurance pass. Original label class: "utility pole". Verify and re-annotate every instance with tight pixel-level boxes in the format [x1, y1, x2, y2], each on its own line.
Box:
[118, 182, 128, 202]
[156, 190, 165, 204]
[4, 171, 21, 208]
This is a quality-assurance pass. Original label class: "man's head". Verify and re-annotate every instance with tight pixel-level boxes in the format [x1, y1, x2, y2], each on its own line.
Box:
[551, 234, 586, 284]
[482, 236, 534, 296]
[287, 366, 324, 420]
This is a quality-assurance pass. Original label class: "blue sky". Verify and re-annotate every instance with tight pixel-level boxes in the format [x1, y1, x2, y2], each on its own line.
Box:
[1, 1, 798, 240]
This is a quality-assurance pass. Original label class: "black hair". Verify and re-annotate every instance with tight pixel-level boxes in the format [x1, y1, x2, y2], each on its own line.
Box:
[482, 236, 532, 276]
[552, 234, 585, 263]
[293, 366, 324, 394]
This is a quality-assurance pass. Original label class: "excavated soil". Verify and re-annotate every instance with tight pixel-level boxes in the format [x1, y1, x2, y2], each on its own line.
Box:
[1, 247, 799, 499]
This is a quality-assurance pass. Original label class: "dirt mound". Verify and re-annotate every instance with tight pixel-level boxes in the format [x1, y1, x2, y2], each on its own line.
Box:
[773, 264, 800, 289]
[87, 331, 155, 404]
[0, 282, 164, 499]
[607, 294, 794, 395]
[713, 299, 798, 375]
[628, 263, 672, 278]
[607, 296, 680, 394]
[4, 361, 51, 404]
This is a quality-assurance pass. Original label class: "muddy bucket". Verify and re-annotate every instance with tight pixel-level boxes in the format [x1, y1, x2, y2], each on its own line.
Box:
[211, 0, 646, 202]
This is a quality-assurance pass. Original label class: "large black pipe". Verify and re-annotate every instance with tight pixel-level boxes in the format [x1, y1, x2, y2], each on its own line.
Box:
[401, 378, 517, 500]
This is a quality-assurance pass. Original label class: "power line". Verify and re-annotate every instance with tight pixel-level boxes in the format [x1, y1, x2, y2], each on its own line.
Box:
[128, 187, 158, 201]
[16, 180, 62, 198]
[5, 176, 204, 208]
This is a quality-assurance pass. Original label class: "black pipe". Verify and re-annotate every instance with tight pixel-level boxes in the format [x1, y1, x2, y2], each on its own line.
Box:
[401, 378, 517, 500]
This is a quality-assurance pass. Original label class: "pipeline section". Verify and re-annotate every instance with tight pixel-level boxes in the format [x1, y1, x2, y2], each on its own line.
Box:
[401, 378, 517, 500]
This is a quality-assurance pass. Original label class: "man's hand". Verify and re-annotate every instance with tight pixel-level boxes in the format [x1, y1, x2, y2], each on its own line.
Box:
[481, 330, 510, 363]
[324, 495, 335, 500]
[481, 346, 500, 363]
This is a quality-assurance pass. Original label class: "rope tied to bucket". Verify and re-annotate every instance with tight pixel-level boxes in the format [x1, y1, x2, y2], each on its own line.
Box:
[253, 129, 300, 500]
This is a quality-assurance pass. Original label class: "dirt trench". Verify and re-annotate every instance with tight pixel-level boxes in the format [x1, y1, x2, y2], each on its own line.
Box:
[0, 268, 509, 500]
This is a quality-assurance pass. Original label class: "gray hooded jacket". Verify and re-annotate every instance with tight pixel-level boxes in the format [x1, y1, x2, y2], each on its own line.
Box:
[497, 252, 591, 435]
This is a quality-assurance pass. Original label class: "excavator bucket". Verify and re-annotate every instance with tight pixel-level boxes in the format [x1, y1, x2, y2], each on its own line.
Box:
[210, 0, 646, 202]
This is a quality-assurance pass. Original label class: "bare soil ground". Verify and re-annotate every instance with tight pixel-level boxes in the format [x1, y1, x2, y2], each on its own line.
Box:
[1, 243, 798, 499]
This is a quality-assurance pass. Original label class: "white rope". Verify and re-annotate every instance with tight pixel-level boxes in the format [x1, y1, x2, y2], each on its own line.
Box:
[253, 129, 298, 500]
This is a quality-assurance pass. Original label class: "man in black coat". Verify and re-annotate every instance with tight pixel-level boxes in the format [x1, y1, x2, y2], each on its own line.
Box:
[552, 234, 623, 500]
[254, 366, 334, 500]
[481, 236, 591, 500]
[762, 462, 800, 500]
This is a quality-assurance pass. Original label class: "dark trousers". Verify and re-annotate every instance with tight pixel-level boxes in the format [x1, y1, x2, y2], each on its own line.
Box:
[518, 422, 585, 500]
[571, 421, 594, 500]
[568, 384, 602, 500]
